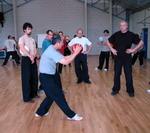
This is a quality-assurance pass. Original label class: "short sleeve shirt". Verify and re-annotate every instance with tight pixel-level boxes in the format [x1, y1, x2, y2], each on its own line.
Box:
[39, 45, 63, 75]
[42, 38, 52, 53]
[18, 35, 36, 56]
[5, 39, 16, 52]
[108, 31, 141, 59]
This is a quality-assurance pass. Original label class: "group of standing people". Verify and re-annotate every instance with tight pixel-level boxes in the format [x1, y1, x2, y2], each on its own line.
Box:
[1, 20, 145, 121]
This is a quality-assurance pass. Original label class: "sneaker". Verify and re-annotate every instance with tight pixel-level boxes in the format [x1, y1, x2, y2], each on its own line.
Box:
[84, 80, 91, 84]
[67, 114, 83, 121]
[33, 95, 40, 99]
[129, 93, 135, 97]
[104, 68, 108, 71]
[35, 112, 49, 117]
[111, 91, 119, 95]
[27, 100, 35, 103]
[140, 64, 144, 67]
[63, 90, 68, 95]
[95, 68, 99, 71]
[17, 64, 21, 66]
[38, 89, 45, 93]
[147, 89, 150, 93]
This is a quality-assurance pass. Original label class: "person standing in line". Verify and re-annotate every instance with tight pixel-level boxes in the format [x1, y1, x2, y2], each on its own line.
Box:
[68, 29, 93, 84]
[35, 35, 83, 121]
[19, 23, 40, 103]
[95, 30, 110, 71]
[107, 21, 144, 97]
[38, 30, 53, 93]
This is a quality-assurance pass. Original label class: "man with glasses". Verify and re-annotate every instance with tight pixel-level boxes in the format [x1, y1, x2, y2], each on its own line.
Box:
[38, 30, 53, 93]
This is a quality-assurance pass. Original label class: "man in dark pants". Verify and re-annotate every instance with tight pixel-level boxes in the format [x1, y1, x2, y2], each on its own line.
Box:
[68, 29, 93, 84]
[107, 21, 144, 97]
[35, 35, 83, 121]
[2, 35, 20, 66]
[19, 23, 40, 103]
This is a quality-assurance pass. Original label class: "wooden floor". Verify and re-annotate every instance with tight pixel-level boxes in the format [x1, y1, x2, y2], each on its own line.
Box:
[0, 56, 150, 133]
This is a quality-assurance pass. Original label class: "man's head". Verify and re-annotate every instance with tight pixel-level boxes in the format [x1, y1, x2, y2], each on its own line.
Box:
[46, 30, 53, 41]
[120, 21, 128, 33]
[77, 29, 83, 38]
[52, 35, 64, 49]
[23, 23, 33, 35]
[8, 35, 11, 39]
[103, 30, 109, 36]
[59, 31, 63, 37]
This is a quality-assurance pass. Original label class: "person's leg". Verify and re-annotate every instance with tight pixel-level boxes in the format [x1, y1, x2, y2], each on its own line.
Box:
[112, 57, 123, 93]
[21, 57, 32, 102]
[98, 51, 105, 70]
[75, 55, 82, 82]
[12, 51, 20, 65]
[132, 52, 138, 65]
[30, 59, 38, 98]
[123, 58, 134, 95]
[2, 52, 11, 65]
[105, 52, 110, 70]
[139, 51, 145, 66]
[81, 54, 90, 82]
[37, 73, 76, 118]
[58, 63, 63, 74]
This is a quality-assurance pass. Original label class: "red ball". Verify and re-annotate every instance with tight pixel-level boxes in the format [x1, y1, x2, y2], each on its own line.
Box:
[72, 43, 83, 54]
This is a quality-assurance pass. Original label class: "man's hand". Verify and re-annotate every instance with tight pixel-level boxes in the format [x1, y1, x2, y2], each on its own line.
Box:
[83, 51, 89, 55]
[29, 55, 35, 64]
[111, 48, 118, 56]
[126, 49, 135, 54]
[73, 44, 82, 55]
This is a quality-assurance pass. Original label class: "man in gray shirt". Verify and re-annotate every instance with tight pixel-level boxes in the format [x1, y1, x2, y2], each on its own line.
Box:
[35, 35, 83, 121]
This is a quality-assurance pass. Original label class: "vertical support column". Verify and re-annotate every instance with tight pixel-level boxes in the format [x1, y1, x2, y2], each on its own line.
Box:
[13, 0, 18, 39]
[109, 0, 112, 35]
[84, 0, 88, 37]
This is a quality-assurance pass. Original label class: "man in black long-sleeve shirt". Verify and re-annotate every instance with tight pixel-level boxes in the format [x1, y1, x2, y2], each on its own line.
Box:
[107, 21, 144, 97]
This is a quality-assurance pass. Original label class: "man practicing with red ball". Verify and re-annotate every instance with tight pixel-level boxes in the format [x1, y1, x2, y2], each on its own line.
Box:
[68, 29, 93, 84]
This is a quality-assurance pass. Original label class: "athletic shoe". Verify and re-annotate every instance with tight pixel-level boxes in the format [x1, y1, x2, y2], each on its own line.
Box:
[84, 80, 91, 84]
[33, 95, 40, 99]
[104, 68, 108, 71]
[95, 68, 99, 71]
[38, 89, 45, 93]
[147, 89, 150, 93]
[111, 91, 119, 95]
[27, 100, 35, 103]
[63, 90, 68, 95]
[129, 93, 135, 97]
[140, 64, 144, 67]
[67, 114, 83, 121]
[35, 112, 49, 117]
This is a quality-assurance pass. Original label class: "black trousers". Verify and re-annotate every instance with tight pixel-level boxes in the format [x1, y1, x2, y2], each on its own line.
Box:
[2, 51, 20, 65]
[21, 57, 38, 102]
[58, 63, 63, 74]
[132, 51, 145, 66]
[36, 72, 75, 118]
[12, 51, 20, 61]
[74, 54, 89, 82]
[112, 56, 134, 94]
[98, 51, 110, 69]
[64, 48, 71, 66]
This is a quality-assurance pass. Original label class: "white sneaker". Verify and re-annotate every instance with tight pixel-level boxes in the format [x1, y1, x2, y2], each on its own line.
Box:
[67, 114, 83, 121]
[35, 112, 49, 117]
[147, 89, 150, 93]
[95, 68, 99, 71]
[104, 68, 108, 71]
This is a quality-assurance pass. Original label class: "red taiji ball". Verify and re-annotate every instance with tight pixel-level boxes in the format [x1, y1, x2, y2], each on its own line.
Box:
[72, 43, 83, 54]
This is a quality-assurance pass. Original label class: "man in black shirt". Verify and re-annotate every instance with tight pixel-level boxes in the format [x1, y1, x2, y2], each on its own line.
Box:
[107, 21, 144, 97]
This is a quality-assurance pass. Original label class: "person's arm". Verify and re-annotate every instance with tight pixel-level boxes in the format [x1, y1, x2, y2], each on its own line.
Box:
[106, 40, 118, 55]
[126, 40, 144, 54]
[59, 45, 82, 65]
[83, 44, 93, 54]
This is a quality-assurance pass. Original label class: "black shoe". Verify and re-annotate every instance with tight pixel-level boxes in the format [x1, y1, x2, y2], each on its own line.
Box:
[129, 93, 135, 97]
[84, 80, 91, 84]
[111, 91, 119, 95]
[33, 95, 40, 99]
[27, 100, 35, 103]
[77, 79, 82, 84]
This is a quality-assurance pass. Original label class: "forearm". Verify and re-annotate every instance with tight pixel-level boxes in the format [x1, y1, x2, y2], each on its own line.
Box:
[133, 40, 144, 52]
[87, 44, 93, 53]
[106, 40, 113, 51]
[62, 53, 78, 65]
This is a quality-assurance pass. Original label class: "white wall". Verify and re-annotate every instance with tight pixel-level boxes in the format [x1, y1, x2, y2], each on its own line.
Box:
[0, 0, 123, 55]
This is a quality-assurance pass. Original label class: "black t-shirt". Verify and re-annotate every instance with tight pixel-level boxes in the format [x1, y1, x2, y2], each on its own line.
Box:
[108, 31, 141, 59]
